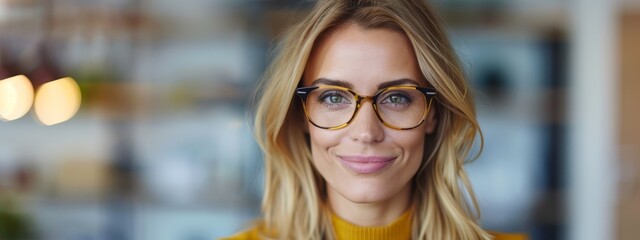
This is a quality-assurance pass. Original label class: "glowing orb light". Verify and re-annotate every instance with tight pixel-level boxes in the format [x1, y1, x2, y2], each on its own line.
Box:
[34, 77, 82, 126]
[0, 75, 34, 121]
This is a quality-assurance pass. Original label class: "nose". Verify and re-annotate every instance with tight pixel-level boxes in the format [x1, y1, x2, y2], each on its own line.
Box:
[347, 100, 384, 143]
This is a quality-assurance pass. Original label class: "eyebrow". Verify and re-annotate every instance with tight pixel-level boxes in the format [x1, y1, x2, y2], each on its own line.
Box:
[310, 78, 421, 89]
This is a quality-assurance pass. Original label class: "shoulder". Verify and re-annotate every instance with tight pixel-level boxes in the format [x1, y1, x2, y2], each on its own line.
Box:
[489, 231, 528, 240]
[219, 225, 265, 240]
[221, 226, 527, 240]
[219, 229, 259, 240]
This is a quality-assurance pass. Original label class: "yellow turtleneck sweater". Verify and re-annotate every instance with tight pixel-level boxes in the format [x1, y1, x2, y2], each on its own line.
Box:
[331, 209, 412, 240]
[222, 212, 527, 240]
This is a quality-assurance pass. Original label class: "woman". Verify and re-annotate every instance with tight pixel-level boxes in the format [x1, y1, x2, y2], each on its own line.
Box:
[226, 0, 526, 239]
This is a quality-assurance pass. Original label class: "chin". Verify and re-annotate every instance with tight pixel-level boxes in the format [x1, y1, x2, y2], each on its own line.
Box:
[338, 179, 396, 204]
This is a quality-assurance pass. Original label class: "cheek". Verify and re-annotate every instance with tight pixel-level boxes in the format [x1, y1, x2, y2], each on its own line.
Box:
[307, 128, 343, 172]
[308, 129, 344, 188]
[308, 128, 341, 150]
[392, 130, 426, 185]
[391, 129, 426, 157]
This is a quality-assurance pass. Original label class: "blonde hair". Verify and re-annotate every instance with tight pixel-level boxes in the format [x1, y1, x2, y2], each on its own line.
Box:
[252, 0, 490, 239]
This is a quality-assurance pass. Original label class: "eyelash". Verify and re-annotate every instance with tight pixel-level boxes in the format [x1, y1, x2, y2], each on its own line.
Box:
[316, 91, 351, 105]
[380, 92, 413, 105]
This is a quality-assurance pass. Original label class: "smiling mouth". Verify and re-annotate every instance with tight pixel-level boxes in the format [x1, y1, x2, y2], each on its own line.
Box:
[337, 155, 396, 174]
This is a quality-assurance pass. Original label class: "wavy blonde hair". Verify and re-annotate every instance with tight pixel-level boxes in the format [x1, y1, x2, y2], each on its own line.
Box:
[252, 0, 490, 239]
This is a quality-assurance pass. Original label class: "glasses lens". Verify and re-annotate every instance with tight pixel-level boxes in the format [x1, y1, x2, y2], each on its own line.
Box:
[376, 87, 427, 128]
[305, 87, 356, 128]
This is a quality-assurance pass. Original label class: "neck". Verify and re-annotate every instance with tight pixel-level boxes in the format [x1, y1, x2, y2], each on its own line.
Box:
[327, 182, 412, 226]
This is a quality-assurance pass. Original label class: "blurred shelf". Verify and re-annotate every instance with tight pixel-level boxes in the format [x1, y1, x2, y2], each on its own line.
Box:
[79, 81, 253, 120]
[439, 5, 567, 33]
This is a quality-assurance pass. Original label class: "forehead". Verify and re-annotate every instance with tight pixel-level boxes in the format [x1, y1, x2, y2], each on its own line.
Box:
[302, 23, 423, 91]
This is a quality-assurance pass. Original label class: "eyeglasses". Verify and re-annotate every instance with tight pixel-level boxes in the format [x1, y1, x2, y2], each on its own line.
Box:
[295, 85, 436, 130]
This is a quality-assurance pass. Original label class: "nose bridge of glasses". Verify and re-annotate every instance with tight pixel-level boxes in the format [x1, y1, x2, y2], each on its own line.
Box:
[351, 94, 383, 128]
[355, 94, 377, 109]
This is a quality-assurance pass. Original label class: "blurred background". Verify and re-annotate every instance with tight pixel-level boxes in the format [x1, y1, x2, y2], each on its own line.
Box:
[0, 0, 638, 239]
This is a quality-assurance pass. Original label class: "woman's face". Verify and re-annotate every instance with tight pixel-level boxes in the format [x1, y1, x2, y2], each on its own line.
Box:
[302, 24, 437, 206]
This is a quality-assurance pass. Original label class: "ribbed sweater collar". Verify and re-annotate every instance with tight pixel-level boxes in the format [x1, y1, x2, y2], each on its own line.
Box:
[330, 209, 412, 240]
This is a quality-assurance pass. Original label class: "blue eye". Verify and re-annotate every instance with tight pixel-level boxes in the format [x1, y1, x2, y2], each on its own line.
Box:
[388, 95, 408, 104]
[327, 95, 344, 103]
[317, 90, 351, 105]
[380, 92, 412, 105]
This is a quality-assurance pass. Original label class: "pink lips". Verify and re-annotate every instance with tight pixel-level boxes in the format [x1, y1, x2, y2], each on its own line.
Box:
[338, 155, 395, 174]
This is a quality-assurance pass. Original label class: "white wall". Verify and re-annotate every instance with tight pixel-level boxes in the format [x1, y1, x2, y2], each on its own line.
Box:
[568, 0, 619, 239]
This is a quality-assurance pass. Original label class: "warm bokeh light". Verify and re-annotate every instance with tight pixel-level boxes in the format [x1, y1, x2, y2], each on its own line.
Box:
[33, 77, 82, 126]
[0, 75, 34, 121]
